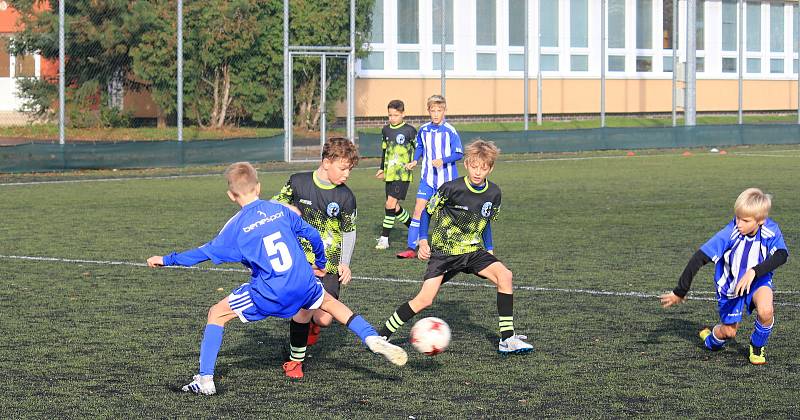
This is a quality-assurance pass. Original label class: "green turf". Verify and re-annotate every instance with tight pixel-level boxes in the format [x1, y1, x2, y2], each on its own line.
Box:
[1, 145, 799, 417]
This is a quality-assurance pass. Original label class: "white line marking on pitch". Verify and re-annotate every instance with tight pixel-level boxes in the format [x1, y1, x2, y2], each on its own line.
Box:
[2, 254, 799, 307]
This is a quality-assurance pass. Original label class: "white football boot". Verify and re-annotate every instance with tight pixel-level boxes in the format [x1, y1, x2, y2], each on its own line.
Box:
[365, 335, 408, 366]
[181, 374, 216, 395]
[498, 335, 534, 354]
[375, 236, 390, 250]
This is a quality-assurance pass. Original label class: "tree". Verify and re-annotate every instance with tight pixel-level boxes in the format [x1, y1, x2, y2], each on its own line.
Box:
[10, 0, 145, 126]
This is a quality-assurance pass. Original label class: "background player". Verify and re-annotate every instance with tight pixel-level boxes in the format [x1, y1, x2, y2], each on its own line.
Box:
[272, 138, 358, 359]
[397, 94, 463, 259]
[380, 140, 533, 354]
[146, 162, 406, 393]
[375, 99, 417, 250]
[660, 188, 788, 365]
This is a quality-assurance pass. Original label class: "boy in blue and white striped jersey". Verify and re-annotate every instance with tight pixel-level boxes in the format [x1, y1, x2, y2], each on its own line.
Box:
[397, 94, 463, 259]
[660, 188, 789, 365]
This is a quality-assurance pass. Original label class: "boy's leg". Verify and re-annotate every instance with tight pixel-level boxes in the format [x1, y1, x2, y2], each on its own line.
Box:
[700, 324, 738, 350]
[394, 205, 411, 227]
[306, 273, 339, 345]
[284, 310, 312, 379]
[398, 197, 428, 258]
[318, 293, 408, 366]
[379, 276, 445, 338]
[183, 296, 239, 395]
[379, 195, 399, 247]
[478, 261, 533, 354]
[749, 286, 774, 364]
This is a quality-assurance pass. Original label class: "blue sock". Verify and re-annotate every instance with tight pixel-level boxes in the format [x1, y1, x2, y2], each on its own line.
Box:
[704, 328, 726, 351]
[407, 218, 420, 249]
[346, 314, 378, 344]
[751, 318, 773, 348]
[199, 324, 224, 376]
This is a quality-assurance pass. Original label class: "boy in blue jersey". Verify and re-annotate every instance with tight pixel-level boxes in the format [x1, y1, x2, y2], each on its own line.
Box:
[660, 188, 789, 365]
[397, 94, 463, 259]
[146, 162, 407, 395]
[375, 99, 417, 250]
[380, 140, 533, 354]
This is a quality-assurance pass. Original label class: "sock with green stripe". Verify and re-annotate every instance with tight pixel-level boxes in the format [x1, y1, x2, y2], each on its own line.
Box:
[382, 207, 396, 237]
[289, 320, 309, 362]
[395, 206, 411, 227]
[379, 302, 417, 338]
[497, 292, 515, 340]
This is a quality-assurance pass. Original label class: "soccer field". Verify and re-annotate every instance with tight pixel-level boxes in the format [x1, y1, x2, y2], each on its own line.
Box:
[1, 145, 799, 418]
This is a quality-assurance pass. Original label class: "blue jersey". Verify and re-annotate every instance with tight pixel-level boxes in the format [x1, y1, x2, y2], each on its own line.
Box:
[700, 217, 788, 299]
[414, 120, 463, 189]
[163, 199, 327, 317]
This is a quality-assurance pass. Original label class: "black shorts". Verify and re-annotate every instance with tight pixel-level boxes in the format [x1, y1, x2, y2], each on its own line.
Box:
[317, 272, 341, 299]
[423, 249, 500, 284]
[385, 180, 410, 200]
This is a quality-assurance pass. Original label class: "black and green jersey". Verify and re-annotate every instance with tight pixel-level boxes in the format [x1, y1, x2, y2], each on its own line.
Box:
[381, 122, 417, 182]
[272, 171, 357, 274]
[425, 176, 501, 256]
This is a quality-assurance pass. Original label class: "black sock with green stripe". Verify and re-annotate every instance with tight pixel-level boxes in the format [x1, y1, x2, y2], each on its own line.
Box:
[395, 206, 411, 227]
[379, 302, 417, 338]
[382, 207, 396, 237]
[289, 320, 309, 362]
[498, 292, 514, 340]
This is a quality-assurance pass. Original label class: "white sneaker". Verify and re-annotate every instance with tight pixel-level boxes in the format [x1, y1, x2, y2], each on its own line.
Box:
[181, 374, 216, 395]
[375, 236, 390, 250]
[498, 335, 534, 354]
[365, 335, 408, 366]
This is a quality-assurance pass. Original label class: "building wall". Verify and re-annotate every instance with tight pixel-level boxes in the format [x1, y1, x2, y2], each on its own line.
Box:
[355, 78, 800, 117]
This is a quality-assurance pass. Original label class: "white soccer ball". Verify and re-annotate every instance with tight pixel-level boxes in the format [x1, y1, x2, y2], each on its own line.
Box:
[409, 317, 451, 356]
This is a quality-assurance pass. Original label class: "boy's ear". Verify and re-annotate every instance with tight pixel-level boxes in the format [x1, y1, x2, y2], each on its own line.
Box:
[255, 182, 261, 196]
[226, 190, 237, 202]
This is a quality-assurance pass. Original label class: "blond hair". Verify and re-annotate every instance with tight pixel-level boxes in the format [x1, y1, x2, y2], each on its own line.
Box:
[224, 162, 259, 196]
[322, 137, 360, 168]
[464, 139, 500, 167]
[734, 188, 772, 221]
[427, 94, 446, 110]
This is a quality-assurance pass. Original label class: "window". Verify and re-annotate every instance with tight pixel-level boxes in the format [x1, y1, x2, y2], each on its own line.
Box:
[721, 0, 737, 52]
[636, 56, 652, 72]
[0, 38, 10, 78]
[15, 56, 35, 78]
[509, 0, 525, 47]
[696, 57, 704, 72]
[770, 3, 783, 53]
[540, 0, 558, 47]
[636, 0, 652, 50]
[477, 53, 497, 71]
[663, 0, 674, 49]
[609, 56, 625, 71]
[746, 1, 760, 52]
[609, 0, 625, 48]
[747, 58, 760, 73]
[361, 52, 384, 70]
[432, 0, 453, 45]
[570, 0, 588, 48]
[476, 0, 496, 46]
[696, 0, 705, 50]
[397, 0, 419, 44]
[398, 52, 419, 69]
[663, 56, 673, 72]
[770, 58, 783, 73]
[540, 54, 559, 71]
[509, 53, 524, 71]
[432, 52, 454, 70]
[370, 0, 383, 43]
[570, 55, 588, 71]
[722, 57, 737, 73]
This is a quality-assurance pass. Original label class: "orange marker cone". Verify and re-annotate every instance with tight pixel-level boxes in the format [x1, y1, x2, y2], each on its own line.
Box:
[719, 150, 728, 155]
[626, 151, 636, 157]
[682, 151, 692, 157]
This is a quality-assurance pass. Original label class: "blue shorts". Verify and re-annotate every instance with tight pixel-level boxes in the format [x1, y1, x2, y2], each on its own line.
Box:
[416, 182, 437, 201]
[228, 280, 324, 323]
[716, 277, 773, 324]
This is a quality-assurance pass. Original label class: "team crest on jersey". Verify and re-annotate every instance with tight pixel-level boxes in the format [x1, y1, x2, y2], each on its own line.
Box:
[395, 133, 406, 145]
[481, 202, 493, 217]
[327, 202, 340, 217]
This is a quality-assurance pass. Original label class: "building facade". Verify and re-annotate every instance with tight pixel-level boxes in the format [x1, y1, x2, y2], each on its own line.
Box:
[355, 0, 800, 118]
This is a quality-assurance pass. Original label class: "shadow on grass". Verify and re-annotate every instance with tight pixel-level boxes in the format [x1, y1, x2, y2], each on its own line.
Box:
[646, 317, 703, 346]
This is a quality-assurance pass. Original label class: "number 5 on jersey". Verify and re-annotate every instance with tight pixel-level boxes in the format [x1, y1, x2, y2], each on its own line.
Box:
[263, 232, 293, 272]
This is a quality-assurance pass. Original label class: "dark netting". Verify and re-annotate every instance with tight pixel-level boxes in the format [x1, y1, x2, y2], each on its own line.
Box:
[0, 134, 284, 173]
[357, 124, 800, 158]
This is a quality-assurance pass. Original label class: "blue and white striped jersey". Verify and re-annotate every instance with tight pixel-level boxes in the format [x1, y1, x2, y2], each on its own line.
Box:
[700, 218, 788, 299]
[414, 120, 463, 189]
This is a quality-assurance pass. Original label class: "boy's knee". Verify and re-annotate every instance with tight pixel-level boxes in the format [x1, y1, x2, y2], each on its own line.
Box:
[718, 324, 738, 339]
[315, 312, 334, 327]
[411, 296, 433, 311]
[758, 307, 775, 324]
[494, 267, 513, 293]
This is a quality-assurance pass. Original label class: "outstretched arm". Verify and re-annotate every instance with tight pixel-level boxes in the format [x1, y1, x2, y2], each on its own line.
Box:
[147, 247, 209, 268]
[660, 249, 711, 307]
